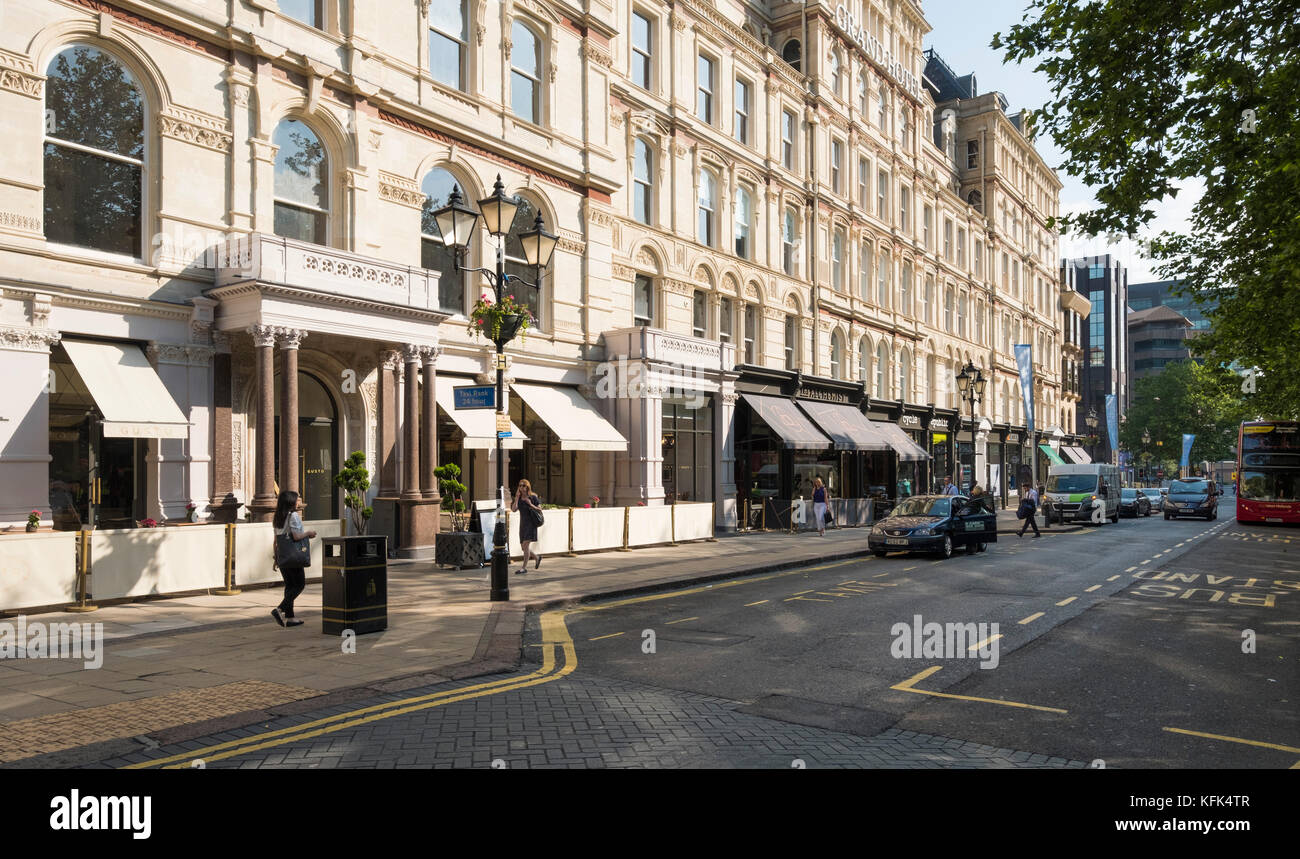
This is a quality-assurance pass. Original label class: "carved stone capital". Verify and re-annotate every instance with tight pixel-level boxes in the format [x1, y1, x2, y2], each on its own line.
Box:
[419, 345, 443, 365]
[277, 328, 308, 350]
[248, 324, 278, 348]
[0, 324, 60, 353]
[402, 343, 423, 364]
[380, 348, 404, 371]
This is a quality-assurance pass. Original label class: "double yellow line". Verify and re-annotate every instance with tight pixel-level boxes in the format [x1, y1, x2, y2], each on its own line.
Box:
[124, 611, 577, 769]
[124, 556, 862, 770]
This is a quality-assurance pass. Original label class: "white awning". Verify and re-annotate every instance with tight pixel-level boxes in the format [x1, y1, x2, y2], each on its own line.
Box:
[510, 383, 627, 452]
[61, 340, 190, 439]
[435, 378, 526, 449]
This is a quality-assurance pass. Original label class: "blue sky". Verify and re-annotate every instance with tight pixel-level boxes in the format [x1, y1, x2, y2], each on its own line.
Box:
[920, 0, 1192, 282]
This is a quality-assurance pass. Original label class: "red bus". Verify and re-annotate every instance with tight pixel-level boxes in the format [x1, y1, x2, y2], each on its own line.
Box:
[1236, 421, 1300, 524]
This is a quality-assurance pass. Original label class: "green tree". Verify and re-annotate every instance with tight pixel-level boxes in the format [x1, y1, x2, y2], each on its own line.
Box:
[434, 462, 468, 531]
[1120, 361, 1251, 469]
[994, 1, 1300, 418]
[333, 451, 373, 535]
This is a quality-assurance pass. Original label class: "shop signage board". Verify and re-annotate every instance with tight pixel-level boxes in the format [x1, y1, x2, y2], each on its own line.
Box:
[453, 385, 496, 409]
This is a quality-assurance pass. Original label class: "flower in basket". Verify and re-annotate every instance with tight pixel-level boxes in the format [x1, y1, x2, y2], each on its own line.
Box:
[27, 510, 41, 528]
[140, 518, 159, 528]
[466, 292, 534, 343]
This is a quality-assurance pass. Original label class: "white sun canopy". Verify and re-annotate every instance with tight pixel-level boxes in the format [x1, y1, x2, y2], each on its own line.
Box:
[510, 383, 627, 452]
[435, 378, 526, 449]
[61, 340, 191, 439]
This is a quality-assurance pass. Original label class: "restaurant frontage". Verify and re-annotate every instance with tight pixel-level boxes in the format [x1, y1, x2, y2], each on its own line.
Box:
[733, 367, 930, 528]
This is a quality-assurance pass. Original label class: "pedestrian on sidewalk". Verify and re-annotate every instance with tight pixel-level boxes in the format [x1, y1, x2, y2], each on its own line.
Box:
[942, 476, 960, 496]
[1017, 481, 1041, 538]
[272, 490, 316, 627]
[812, 477, 830, 537]
[511, 479, 543, 575]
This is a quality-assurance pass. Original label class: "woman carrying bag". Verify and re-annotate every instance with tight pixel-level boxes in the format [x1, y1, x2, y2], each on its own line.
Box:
[272, 490, 316, 626]
[510, 479, 544, 575]
[812, 477, 830, 537]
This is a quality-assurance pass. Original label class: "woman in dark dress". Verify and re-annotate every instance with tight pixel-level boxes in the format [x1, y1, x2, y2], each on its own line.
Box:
[510, 479, 542, 575]
[272, 490, 316, 626]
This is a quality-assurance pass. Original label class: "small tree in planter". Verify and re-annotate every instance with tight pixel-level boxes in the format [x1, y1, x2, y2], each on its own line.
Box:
[334, 450, 374, 535]
[434, 462, 468, 531]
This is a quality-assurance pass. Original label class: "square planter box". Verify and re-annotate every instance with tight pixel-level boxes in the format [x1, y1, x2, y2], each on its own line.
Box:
[435, 531, 483, 569]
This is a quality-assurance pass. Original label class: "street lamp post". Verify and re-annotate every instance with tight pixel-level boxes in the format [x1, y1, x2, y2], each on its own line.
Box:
[1141, 429, 1151, 483]
[1086, 407, 1099, 463]
[955, 362, 986, 494]
[433, 176, 557, 602]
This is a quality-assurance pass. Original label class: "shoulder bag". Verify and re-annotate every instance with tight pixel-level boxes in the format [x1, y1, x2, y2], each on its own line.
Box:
[275, 519, 311, 567]
[528, 498, 545, 527]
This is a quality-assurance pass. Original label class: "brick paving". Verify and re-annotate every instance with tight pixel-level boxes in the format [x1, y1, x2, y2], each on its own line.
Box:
[0, 679, 318, 763]
[94, 670, 1088, 770]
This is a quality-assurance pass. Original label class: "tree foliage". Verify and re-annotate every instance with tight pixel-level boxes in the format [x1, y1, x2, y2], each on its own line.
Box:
[1119, 360, 1251, 468]
[994, 1, 1300, 418]
[334, 450, 373, 535]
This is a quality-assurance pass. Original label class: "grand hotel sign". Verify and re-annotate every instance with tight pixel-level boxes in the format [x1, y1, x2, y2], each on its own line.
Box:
[833, 4, 924, 102]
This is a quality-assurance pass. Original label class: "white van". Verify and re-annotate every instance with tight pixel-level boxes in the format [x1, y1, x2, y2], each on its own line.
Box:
[1043, 464, 1121, 524]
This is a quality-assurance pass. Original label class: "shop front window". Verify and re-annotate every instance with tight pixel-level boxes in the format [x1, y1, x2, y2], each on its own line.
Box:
[662, 399, 713, 503]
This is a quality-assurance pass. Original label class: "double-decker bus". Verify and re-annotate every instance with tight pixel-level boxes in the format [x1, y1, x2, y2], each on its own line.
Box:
[1236, 421, 1300, 524]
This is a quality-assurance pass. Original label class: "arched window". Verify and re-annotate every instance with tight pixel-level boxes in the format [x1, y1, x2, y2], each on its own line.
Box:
[273, 118, 328, 245]
[859, 241, 872, 299]
[944, 287, 954, 332]
[44, 45, 144, 256]
[967, 189, 983, 213]
[858, 75, 868, 114]
[429, 1, 467, 90]
[421, 168, 469, 313]
[510, 20, 541, 124]
[743, 304, 756, 363]
[926, 354, 936, 405]
[922, 274, 934, 324]
[503, 194, 551, 328]
[899, 350, 912, 402]
[899, 109, 911, 148]
[875, 342, 889, 398]
[698, 169, 717, 246]
[900, 261, 913, 316]
[829, 50, 842, 98]
[633, 139, 653, 225]
[831, 228, 845, 292]
[782, 39, 801, 72]
[734, 187, 752, 259]
[975, 299, 985, 344]
[782, 208, 797, 274]
[830, 331, 844, 379]
[693, 290, 708, 338]
[859, 337, 870, 383]
[633, 274, 654, 327]
[958, 292, 968, 337]
[877, 249, 890, 308]
[877, 89, 888, 129]
[784, 315, 797, 370]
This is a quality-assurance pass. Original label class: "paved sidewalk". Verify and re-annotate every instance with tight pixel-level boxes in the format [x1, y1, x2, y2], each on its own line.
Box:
[0, 526, 878, 764]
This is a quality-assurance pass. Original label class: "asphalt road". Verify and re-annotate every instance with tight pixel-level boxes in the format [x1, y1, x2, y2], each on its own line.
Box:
[95, 500, 1298, 769]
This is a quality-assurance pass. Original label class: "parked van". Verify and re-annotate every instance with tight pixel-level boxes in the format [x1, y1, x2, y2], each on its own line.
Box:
[1043, 464, 1121, 524]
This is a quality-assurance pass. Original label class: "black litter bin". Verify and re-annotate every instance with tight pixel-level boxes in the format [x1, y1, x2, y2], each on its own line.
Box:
[321, 535, 387, 635]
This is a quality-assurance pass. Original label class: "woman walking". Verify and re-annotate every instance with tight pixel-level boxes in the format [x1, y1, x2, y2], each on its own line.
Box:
[1017, 481, 1041, 538]
[812, 477, 830, 537]
[272, 490, 316, 627]
[510, 479, 543, 575]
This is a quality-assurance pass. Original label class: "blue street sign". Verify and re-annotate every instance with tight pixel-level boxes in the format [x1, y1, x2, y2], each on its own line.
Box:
[497, 431, 512, 438]
[453, 385, 496, 409]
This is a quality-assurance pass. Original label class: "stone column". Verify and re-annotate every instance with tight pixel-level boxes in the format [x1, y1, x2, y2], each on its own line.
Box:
[279, 328, 306, 496]
[377, 350, 401, 497]
[397, 343, 437, 558]
[400, 344, 421, 501]
[248, 324, 278, 521]
[715, 388, 739, 530]
[421, 346, 441, 502]
[208, 336, 242, 522]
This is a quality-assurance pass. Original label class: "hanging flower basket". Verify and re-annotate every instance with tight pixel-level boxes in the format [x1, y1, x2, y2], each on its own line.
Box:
[467, 294, 533, 346]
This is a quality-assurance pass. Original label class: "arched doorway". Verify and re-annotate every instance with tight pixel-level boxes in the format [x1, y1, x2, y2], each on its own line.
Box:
[274, 371, 339, 518]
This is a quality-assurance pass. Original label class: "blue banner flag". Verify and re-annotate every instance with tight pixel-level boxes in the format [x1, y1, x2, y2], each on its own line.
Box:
[1181, 433, 1196, 469]
[1014, 344, 1034, 437]
[1105, 394, 1119, 461]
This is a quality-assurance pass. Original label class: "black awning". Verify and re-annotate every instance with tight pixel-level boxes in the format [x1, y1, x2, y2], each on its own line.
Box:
[796, 400, 893, 451]
[740, 393, 832, 450]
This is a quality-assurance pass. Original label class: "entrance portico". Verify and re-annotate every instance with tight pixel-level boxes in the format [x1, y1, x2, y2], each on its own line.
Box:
[211, 234, 450, 556]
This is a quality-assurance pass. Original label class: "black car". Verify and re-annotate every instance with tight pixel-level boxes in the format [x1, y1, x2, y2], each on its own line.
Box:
[867, 495, 999, 559]
[1164, 478, 1220, 520]
[1119, 488, 1152, 517]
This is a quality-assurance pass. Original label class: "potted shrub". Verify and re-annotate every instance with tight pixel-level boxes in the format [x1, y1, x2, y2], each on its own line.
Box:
[434, 462, 481, 569]
[26, 510, 40, 532]
[334, 450, 374, 535]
